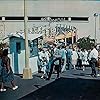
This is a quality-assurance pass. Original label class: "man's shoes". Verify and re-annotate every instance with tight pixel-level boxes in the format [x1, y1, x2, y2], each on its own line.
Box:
[12, 86, 18, 90]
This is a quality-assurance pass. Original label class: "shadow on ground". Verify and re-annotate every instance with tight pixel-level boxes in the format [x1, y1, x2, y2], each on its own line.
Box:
[18, 77, 100, 100]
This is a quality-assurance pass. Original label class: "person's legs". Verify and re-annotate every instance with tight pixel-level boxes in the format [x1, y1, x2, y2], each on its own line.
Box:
[47, 60, 54, 80]
[97, 68, 100, 76]
[77, 59, 81, 69]
[1, 82, 4, 89]
[69, 58, 73, 69]
[11, 80, 16, 87]
[92, 64, 96, 76]
[56, 65, 60, 79]
[41, 65, 46, 79]
[47, 58, 60, 80]
[0, 82, 6, 92]
[90, 59, 97, 77]
[37, 59, 42, 73]
[67, 58, 70, 69]
[58, 57, 61, 72]
[80, 59, 82, 69]
[0, 68, 6, 91]
[11, 80, 18, 90]
[61, 59, 64, 72]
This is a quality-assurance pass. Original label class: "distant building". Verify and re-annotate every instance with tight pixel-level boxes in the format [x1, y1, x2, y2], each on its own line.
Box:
[0, 0, 100, 42]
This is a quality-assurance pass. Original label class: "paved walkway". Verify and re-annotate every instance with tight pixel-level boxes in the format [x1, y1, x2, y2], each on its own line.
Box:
[0, 67, 100, 100]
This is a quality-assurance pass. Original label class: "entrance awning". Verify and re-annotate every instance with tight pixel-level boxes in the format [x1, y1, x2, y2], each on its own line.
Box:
[55, 34, 65, 40]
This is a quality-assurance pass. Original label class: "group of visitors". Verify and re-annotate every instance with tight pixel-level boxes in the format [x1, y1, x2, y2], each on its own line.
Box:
[0, 43, 99, 92]
[37, 43, 99, 80]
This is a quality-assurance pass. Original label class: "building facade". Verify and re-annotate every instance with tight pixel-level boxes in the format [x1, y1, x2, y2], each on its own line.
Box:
[0, 0, 100, 42]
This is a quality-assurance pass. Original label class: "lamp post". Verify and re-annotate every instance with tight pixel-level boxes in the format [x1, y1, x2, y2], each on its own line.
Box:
[2, 17, 5, 38]
[68, 17, 73, 44]
[46, 16, 51, 36]
[94, 13, 98, 45]
[23, 0, 32, 79]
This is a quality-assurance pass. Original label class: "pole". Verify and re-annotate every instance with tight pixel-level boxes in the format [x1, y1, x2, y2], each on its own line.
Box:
[75, 29, 77, 42]
[23, 0, 32, 79]
[94, 16, 96, 45]
[99, 14, 100, 30]
[71, 32, 73, 44]
[94, 13, 98, 45]
[48, 17, 51, 36]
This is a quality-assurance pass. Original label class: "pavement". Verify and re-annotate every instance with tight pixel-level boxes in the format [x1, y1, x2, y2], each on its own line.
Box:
[0, 67, 100, 100]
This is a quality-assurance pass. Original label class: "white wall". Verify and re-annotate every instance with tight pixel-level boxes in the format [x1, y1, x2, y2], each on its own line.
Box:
[9, 52, 38, 74]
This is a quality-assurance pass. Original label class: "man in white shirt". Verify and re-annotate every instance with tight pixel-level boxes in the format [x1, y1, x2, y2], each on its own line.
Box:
[88, 45, 98, 77]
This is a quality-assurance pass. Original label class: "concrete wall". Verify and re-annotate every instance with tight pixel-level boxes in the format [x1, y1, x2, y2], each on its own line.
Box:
[0, 0, 100, 42]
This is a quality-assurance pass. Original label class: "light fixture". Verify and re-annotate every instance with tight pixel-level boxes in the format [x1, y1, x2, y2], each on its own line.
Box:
[94, 13, 98, 45]
[68, 17, 71, 22]
[2, 16, 5, 21]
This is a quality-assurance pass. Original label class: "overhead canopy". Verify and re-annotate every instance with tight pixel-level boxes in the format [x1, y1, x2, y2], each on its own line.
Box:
[55, 34, 65, 40]
[44, 37, 55, 43]
[55, 32, 76, 40]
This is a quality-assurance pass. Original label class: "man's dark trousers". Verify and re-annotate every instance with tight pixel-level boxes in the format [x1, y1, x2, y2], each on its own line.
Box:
[90, 58, 97, 77]
[47, 57, 61, 79]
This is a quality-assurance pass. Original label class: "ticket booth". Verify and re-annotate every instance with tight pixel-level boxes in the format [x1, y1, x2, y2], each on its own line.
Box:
[9, 33, 43, 74]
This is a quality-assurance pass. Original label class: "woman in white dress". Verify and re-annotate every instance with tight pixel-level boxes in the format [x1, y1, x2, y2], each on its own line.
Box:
[81, 49, 89, 71]
[72, 48, 78, 69]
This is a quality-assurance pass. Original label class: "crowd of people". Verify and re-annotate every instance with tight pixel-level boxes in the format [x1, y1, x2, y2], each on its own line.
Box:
[37, 43, 100, 80]
[0, 42, 99, 92]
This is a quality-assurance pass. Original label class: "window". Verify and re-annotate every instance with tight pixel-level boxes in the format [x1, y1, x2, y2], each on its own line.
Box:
[0, 17, 2, 20]
[28, 17, 42, 20]
[5, 17, 24, 20]
[71, 17, 89, 21]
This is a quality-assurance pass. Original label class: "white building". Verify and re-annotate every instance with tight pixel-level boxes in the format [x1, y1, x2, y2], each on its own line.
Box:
[0, 0, 100, 42]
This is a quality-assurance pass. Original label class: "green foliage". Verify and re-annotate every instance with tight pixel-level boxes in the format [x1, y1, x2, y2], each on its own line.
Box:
[77, 36, 95, 50]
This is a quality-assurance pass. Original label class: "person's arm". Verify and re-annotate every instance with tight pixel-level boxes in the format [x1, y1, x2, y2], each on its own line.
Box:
[7, 57, 11, 73]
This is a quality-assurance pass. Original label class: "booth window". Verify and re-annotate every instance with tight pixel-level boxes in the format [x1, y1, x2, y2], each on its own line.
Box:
[16, 42, 21, 53]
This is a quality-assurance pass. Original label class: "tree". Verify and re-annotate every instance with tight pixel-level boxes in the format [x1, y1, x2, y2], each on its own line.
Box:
[77, 36, 95, 50]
